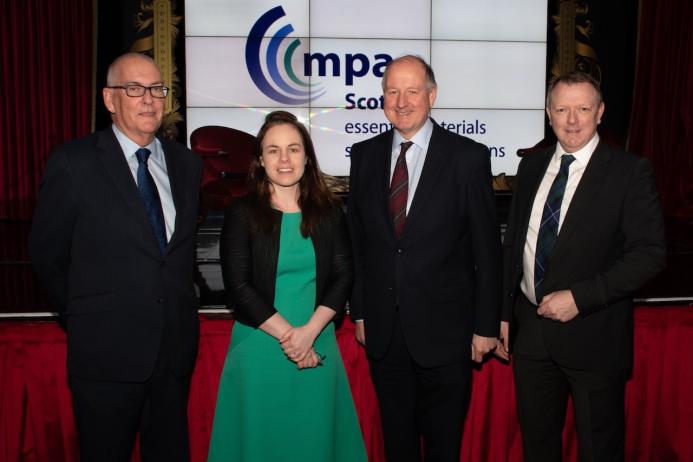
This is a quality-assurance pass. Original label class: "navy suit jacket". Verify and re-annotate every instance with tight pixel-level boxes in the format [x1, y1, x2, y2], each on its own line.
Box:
[30, 128, 202, 381]
[348, 121, 502, 367]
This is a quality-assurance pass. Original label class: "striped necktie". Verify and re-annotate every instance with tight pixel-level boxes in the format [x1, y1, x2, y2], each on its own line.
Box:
[389, 141, 413, 237]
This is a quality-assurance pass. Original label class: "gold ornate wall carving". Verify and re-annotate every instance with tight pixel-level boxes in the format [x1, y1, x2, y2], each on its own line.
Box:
[131, 0, 182, 140]
[551, 0, 601, 84]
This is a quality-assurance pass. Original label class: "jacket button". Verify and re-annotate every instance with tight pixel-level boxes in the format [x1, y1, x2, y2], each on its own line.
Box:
[397, 248, 402, 254]
[156, 297, 164, 304]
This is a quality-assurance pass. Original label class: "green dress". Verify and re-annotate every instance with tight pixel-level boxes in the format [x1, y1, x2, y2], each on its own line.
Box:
[208, 212, 367, 462]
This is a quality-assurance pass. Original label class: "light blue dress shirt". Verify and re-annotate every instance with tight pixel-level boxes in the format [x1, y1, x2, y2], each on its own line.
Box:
[112, 124, 176, 241]
[390, 118, 434, 213]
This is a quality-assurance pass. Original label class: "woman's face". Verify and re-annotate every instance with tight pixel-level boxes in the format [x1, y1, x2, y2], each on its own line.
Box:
[260, 123, 307, 192]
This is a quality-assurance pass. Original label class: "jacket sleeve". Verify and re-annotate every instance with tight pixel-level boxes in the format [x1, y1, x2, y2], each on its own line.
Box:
[571, 157, 666, 315]
[501, 157, 527, 322]
[465, 143, 502, 337]
[318, 205, 354, 315]
[29, 147, 78, 316]
[346, 143, 366, 321]
[219, 202, 278, 327]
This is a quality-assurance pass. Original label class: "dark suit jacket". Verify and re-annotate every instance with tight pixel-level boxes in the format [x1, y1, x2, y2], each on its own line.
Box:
[29, 128, 202, 382]
[348, 121, 502, 367]
[220, 196, 353, 327]
[502, 142, 666, 370]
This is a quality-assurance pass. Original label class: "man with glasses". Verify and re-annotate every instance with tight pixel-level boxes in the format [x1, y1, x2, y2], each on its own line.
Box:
[30, 53, 202, 461]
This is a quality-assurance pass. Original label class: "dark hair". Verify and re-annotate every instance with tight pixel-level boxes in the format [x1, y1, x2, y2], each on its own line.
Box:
[247, 110, 338, 237]
[546, 70, 602, 107]
[382, 55, 437, 91]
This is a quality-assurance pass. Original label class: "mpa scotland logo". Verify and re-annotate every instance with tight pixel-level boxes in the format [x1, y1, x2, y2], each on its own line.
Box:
[245, 6, 325, 105]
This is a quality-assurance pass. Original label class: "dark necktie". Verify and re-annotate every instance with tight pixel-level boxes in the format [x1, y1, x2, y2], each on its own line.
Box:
[135, 148, 167, 254]
[389, 141, 414, 237]
[534, 154, 576, 302]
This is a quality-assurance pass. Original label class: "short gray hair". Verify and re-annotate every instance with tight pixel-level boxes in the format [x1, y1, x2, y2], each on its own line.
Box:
[381, 55, 437, 91]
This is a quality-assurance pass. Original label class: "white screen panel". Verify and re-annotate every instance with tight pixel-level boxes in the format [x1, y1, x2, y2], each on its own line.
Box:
[432, 0, 547, 41]
[310, 0, 430, 39]
[186, 0, 309, 37]
[187, 36, 317, 108]
[432, 41, 546, 109]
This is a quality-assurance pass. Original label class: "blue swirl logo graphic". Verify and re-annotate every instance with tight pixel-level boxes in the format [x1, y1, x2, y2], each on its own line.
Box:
[246, 6, 324, 105]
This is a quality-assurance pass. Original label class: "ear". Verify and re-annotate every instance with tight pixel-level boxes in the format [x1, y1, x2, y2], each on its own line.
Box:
[428, 86, 438, 107]
[597, 101, 605, 124]
[545, 107, 552, 125]
[103, 87, 115, 114]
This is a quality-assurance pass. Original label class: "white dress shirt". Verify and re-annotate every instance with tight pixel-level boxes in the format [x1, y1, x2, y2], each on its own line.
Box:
[390, 118, 434, 213]
[520, 133, 600, 304]
[112, 125, 176, 241]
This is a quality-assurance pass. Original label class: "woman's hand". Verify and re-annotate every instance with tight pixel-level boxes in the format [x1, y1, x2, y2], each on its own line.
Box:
[295, 348, 321, 369]
[280, 325, 319, 362]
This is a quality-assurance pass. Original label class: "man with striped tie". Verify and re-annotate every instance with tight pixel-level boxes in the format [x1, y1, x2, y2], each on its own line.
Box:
[497, 71, 666, 461]
[347, 55, 502, 462]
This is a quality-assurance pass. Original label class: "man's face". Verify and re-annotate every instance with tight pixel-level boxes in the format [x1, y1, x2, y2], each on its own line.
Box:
[103, 56, 164, 147]
[383, 60, 437, 140]
[546, 82, 605, 153]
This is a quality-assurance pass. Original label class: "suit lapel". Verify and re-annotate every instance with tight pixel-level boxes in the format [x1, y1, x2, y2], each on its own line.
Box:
[400, 124, 447, 239]
[551, 142, 612, 259]
[373, 131, 397, 239]
[161, 140, 184, 252]
[517, 148, 553, 239]
[95, 129, 163, 254]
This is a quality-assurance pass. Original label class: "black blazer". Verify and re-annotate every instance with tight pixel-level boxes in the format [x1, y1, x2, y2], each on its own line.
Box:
[220, 196, 353, 328]
[29, 128, 202, 381]
[502, 142, 666, 370]
[347, 122, 502, 367]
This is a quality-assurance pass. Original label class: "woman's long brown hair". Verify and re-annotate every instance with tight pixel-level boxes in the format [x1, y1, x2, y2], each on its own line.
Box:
[246, 110, 338, 237]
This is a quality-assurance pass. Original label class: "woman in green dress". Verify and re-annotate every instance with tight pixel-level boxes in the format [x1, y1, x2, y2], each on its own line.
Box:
[207, 111, 367, 462]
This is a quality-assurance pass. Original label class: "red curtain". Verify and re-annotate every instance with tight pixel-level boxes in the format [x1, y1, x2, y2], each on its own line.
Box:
[1, 307, 691, 462]
[0, 0, 93, 220]
[628, 0, 693, 217]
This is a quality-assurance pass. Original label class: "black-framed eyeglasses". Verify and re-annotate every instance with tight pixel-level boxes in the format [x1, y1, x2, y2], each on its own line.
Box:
[108, 84, 169, 98]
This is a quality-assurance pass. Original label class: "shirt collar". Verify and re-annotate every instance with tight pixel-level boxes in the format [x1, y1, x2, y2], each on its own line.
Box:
[393, 118, 434, 152]
[112, 124, 162, 163]
[554, 132, 600, 167]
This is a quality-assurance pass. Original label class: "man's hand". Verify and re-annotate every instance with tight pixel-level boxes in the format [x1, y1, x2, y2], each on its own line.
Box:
[537, 290, 579, 322]
[494, 321, 510, 361]
[471, 334, 497, 363]
[354, 321, 366, 346]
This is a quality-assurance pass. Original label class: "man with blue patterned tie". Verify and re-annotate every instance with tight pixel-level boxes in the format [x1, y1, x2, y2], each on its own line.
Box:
[30, 53, 201, 462]
[497, 71, 666, 461]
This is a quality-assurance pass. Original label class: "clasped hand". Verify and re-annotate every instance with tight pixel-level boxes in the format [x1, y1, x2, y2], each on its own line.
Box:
[280, 326, 320, 369]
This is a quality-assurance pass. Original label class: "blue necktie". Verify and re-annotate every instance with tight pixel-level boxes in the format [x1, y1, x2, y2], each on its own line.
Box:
[135, 148, 167, 254]
[534, 154, 575, 302]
